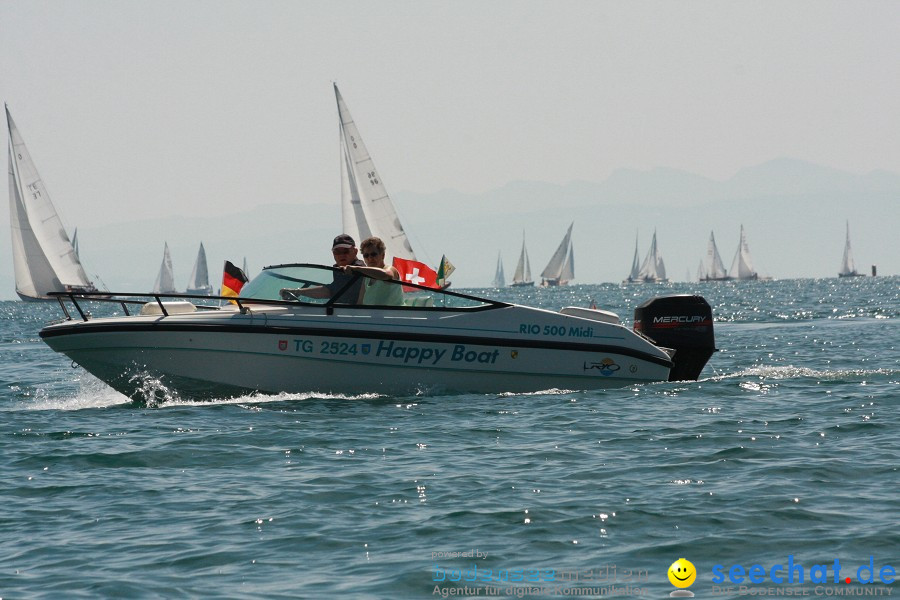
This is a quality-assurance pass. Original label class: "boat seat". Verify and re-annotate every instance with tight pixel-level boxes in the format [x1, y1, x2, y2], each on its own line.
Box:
[559, 306, 620, 325]
[405, 296, 434, 307]
[140, 301, 198, 316]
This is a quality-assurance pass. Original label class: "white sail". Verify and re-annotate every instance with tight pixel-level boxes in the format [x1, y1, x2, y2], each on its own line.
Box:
[729, 225, 758, 280]
[334, 84, 415, 260]
[492, 252, 506, 287]
[524, 247, 532, 283]
[7, 105, 96, 300]
[625, 233, 641, 282]
[702, 231, 729, 280]
[186, 242, 212, 295]
[696, 260, 706, 282]
[153, 242, 177, 294]
[540, 222, 574, 285]
[72, 227, 79, 259]
[839, 221, 859, 277]
[560, 235, 575, 283]
[511, 233, 533, 286]
[655, 247, 666, 281]
[339, 134, 372, 246]
[637, 230, 668, 283]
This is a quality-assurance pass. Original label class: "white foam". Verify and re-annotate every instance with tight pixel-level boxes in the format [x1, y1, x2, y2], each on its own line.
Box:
[25, 374, 130, 411]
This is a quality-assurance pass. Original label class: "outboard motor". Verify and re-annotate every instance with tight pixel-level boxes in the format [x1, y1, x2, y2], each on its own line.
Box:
[633, 295, 715, 381]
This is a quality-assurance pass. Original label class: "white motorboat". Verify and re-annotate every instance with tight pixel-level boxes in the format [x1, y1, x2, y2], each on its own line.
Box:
[40, 264, 715, 402]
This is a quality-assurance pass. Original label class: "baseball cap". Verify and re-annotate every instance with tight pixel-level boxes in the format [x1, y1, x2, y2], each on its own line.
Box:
[332, 234, 356, 249]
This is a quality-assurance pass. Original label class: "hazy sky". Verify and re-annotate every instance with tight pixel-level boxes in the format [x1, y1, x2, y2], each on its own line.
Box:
[1, 1, 899, 293]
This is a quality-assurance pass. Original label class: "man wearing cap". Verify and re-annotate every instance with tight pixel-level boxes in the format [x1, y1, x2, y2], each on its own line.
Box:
[279, 234, 365, 303]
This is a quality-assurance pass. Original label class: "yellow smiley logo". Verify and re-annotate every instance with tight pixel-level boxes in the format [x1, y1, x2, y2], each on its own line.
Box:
[668, 558, 697, 588]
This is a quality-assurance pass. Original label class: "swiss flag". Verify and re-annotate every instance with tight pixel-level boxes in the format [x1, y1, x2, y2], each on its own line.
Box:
[392, 257, 439, 291]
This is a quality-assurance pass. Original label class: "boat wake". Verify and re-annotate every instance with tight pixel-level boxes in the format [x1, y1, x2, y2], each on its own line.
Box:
[24, 376, 131, 411]
[707, 365, 898, 381]
[497, 388, 579, 397]
[167, 391, 389, 409]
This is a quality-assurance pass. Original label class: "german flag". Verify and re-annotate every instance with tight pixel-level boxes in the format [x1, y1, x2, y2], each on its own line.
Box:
[222, 260, 249, 301]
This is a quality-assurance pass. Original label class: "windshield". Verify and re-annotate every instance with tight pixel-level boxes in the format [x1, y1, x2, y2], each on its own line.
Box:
[240, 264, 503, 310]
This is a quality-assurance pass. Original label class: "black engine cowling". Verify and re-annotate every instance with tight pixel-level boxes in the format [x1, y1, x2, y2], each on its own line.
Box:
[633, 295, 715, 381]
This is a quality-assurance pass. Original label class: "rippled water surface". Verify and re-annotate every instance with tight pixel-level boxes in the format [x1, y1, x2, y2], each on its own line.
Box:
[1, 278, 898, 599]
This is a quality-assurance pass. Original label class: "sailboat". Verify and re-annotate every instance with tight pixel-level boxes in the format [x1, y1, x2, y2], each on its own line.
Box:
[335, 84, 416, 261]
[623, 233, 641, 283]
[838, 221, 863, 278]
[6, 105, 100, 301]
[634, 230, 668, 283]
[186, 242, 212, 295]
[492, 252, 506, 287]
[540, 222, 574, 287]
[510, 233, 534, 287]
[728, 225, 758, 280]
[152, 242, 177, 294]
[700, 231, 731, 281]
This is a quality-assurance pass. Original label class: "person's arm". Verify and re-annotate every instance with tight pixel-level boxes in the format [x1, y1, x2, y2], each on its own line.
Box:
[342, 265, 399, 281]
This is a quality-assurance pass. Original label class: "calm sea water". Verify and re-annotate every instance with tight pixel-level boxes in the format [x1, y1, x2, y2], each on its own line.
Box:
[1, 277, 898, 599]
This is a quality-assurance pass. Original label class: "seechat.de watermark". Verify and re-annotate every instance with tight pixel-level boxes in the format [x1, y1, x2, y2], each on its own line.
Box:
[666, 555, 896, 598]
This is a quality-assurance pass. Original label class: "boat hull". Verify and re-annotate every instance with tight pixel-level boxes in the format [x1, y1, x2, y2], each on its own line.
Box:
[40, 315, 673, 401]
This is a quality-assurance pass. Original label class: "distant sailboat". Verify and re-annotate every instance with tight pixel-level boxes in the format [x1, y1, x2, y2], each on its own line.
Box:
[700, 231, 731, 281]
[6, 105, 100, 301]
[510, 233, 534, 287]
[623, 232, 641, 283]
[152, 242, 177, 294]
[335, 83, 416, 261]
[492, 252, 506, 288]
[636, 230, 668, 283]
[838, 221, 863, 278]
[186, 242, 212, 295]
[540, 222, 574, 287]
[729, 225, 758, 280]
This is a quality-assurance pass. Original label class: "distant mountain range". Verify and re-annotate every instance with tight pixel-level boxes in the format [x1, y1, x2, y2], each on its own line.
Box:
[1, 158, 898, 297]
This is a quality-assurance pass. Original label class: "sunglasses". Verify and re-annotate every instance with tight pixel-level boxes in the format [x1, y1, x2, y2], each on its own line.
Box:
[332, 248, 352, 255]
[362, 251, 382, 258]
